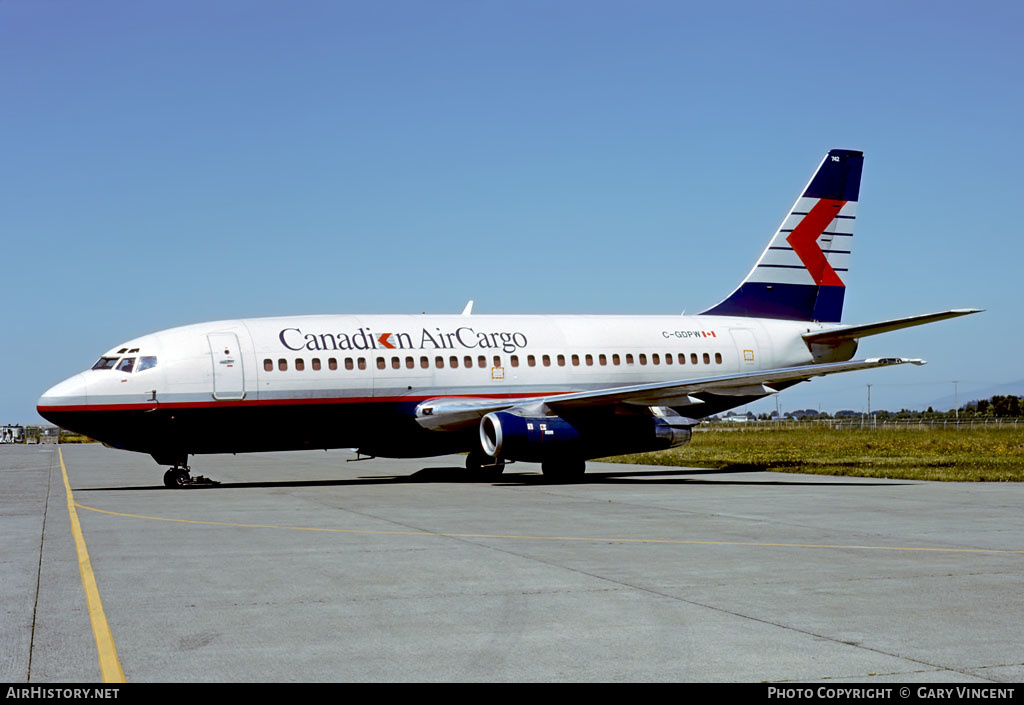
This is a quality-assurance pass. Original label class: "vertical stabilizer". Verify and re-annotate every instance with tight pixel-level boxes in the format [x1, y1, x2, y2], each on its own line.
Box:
[700, 149, 863, 323]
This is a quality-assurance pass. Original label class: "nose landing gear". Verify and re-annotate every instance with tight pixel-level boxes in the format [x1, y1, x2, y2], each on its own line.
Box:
[162, 465, 220, 488]
[163, 466, 190, 488]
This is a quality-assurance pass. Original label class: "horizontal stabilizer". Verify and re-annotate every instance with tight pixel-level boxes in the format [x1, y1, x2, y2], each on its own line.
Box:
[803, 309, 982, 347]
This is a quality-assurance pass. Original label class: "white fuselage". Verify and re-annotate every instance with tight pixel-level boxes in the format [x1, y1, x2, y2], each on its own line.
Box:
[42, 313, 833, 411]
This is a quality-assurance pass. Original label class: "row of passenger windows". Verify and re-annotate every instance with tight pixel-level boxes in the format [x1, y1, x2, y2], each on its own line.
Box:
[263, 351, 724, 372]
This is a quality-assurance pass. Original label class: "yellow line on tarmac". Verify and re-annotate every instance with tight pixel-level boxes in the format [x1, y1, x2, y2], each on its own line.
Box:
[60, 449, 126, 683]
[73, 501, 1024, 555]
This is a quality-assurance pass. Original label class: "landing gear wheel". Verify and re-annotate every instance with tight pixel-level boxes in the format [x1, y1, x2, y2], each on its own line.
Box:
[541, 458, 586, 482]
[466, 449, 506, 478]
[163, 467, 190, 488]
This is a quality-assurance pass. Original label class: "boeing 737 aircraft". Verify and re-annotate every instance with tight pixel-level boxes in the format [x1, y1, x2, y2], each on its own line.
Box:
[38, 149, 979, 486]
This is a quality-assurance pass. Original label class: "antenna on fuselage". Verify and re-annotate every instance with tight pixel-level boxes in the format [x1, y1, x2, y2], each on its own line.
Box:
[461, 300, 474, 316]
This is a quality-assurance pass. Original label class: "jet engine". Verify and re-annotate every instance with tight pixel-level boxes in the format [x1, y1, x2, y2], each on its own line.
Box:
[479, 408, 694, 463]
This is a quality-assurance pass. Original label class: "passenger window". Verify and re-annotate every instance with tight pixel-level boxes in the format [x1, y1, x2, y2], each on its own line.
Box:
[612, 354, 620, 366]
[691, 353, 698, 365]
[450, 356, 459, 368]
[391, 357, 400, 370]
[295, 358, 305, 371]
[312, 358, 322, 371]
[329, 358, 338, 371]
[664, 353, 672, 365]
[377, 358, 386, 370]
[715, 352, 723, 364]
[264, 359, 273, 372]
[703, 353, 711, 364]
[678, 353, 686, 365]
[407, 357, 416, 369]
[345, 358, 354, 371]
[528, 355, 536, 367]
[493, 355, 501, 368]
[626, 353, 634, 365]
[599, 354, 607, 366]
[116, 357, 135, 373]
[137, 356, 157, 372]
[478, 355, 487, 368]
[557, 354, 565, 367]
[652, 354, 660, 365]
[278, 359, 288, 371]
[92, 357, 119, 370]
[585, 354, 593, 366]
[510, 355, 519, 368]
[639, 354, 647, 365]
[464, 356, 473, 368]
[571, 354, 580, 366]
[357, 358, 366, 370]
[435, 356, 445, 369]
[421, 356, 429, 369]
[543, 354, 551, 367]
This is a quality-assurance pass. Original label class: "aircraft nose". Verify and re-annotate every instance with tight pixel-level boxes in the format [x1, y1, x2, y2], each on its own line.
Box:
[37, 373, 89, 419]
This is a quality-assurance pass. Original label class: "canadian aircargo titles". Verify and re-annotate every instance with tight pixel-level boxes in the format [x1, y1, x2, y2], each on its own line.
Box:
[278, 327, 529, 354]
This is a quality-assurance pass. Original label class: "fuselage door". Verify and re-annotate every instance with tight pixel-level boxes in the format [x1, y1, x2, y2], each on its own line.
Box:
[729, 328, 760, 371]
[208, 332, 245, 400]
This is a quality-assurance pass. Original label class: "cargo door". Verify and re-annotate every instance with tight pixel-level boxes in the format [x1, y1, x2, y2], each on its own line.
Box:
[208, 332, 245, 400]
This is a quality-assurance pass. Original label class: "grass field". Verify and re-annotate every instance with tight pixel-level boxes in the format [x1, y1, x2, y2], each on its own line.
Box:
[605, 426, 1024, 481]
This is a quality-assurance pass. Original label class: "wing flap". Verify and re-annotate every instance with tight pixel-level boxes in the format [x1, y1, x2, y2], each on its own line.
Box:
[548, 357, 923, 410]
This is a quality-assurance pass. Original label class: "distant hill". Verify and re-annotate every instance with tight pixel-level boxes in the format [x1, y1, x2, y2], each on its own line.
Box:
[923, 380, 1024, 411]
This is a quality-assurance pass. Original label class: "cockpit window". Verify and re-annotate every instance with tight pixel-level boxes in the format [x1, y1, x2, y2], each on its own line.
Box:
[137, 356, 157, 372]
[92, 357, 119, 370]
[116, 357, 135, 374]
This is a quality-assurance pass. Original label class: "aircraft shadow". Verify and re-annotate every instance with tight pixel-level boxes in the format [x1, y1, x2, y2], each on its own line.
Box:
[75, 465, 908, 491]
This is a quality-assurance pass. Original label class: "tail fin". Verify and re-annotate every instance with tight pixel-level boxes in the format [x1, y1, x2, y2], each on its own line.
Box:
[701, 149, 863, 323]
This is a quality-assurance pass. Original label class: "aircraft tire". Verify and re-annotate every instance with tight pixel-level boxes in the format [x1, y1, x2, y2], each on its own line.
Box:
[163, 468, 189, 489]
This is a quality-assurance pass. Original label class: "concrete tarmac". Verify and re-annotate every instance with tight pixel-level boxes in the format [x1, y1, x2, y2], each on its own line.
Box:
[2, 443, 1023, 683]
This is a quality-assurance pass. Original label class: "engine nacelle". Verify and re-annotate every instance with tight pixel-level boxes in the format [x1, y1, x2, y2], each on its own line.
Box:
[479, 409, 693, 463]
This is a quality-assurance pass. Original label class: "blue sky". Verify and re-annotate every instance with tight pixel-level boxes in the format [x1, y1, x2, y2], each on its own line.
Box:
[3, 0, 1021, 423]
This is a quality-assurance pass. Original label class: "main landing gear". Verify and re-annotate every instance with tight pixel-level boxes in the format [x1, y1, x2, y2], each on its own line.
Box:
[466, 449, 506, 478]
[540, 457, 587, 482]
[162, 465, 220, 488]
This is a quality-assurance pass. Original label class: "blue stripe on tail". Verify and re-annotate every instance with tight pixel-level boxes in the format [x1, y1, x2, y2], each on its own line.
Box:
[804, 149, 863, 201]
[703, 282, 846, 322]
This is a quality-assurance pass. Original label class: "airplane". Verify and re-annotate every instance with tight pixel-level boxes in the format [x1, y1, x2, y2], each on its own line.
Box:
[37, 149, 980, 487]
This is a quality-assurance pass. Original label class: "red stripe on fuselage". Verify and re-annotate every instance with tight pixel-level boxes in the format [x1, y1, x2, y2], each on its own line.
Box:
[786, 198, 846, 287]
[36, 391, 560, 414]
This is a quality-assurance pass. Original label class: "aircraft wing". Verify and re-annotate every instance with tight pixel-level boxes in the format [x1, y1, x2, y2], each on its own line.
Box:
[415, 357, 924, 430]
